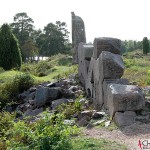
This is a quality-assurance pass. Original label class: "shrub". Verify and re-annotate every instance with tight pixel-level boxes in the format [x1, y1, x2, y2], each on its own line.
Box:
[123, 59, 135, 68]
[0, 67, 5, 73]
[0, 73, 34, 109]
[5, 111, 78, 149]
[57, 98, 83, 119]
[0, 111, 16, 137]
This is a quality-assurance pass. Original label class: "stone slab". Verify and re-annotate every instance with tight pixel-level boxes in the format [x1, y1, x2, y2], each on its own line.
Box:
[107, 84, 145, 117]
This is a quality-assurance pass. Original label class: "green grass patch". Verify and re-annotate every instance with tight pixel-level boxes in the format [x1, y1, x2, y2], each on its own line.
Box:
[0, 70, 21, 83]
[72, 137, 127, 150]
[123, 50, 150, 86]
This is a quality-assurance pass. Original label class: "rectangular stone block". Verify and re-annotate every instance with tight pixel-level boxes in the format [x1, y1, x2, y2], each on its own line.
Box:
[107, 84, 145, 118]
[103, 79, 129, 109]
[99, 51, 125, 79]
[93, 80, 103, 110]
[93, 37, 121, 59]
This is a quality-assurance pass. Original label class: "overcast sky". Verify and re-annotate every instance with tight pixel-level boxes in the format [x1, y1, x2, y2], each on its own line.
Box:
[1, 0, 150, 42]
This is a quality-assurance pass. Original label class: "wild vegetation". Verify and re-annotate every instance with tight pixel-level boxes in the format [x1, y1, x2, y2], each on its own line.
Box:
[123, 49, 150, 86]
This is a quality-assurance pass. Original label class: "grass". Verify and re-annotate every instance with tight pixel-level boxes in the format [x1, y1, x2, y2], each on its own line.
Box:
[0, 70, 21, 83]
[72, 137, 127, 150]
[122, 49, 150, 86]
[94, 121, 118, 131]
[0, 54, 76, 84]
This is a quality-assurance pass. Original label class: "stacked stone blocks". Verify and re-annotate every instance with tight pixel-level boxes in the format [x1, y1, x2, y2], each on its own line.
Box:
[78, 37, 145, 123]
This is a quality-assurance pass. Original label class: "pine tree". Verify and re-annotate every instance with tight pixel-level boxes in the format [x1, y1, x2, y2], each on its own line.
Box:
[0, 23, 22, 70]
[142, 37, 149, 55]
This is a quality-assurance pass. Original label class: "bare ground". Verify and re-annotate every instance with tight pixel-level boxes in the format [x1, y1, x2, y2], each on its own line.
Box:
[82, 122, 150, 150]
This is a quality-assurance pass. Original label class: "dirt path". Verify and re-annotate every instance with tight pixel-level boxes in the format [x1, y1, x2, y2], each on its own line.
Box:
[83, 122, 150, 150]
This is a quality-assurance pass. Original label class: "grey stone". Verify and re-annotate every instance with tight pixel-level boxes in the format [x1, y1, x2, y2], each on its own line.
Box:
[35, 86, 61, 107]
[78, 115, 91, 127]
[24, 107, 44, 117]
[93, 80, 103, 109]
[93, 37, 121, 59]
[51, 98, 68, 110]
[99, 51, 125, 79]
[92, 112, 105, 119]
[62, 89, 75, 98]
[78, 43, 93, 61]
[64, 119, 75, 126]
[135, 115, 150, 123]
[71, 12, 86, 63]
[107, 84, 145, 117]
[46, 82, 56, 88]
[18, 91, 29, 100]
[103, 79, 129, 109]
[93, 119, 105, 126]
[78, 110, 96, 120]
[114, 111, 136, 127]
[105, 121, 111, 127]
[69, 86, 78, 92]
[24, 92, 35, 102]
[29, 87, 37, 93]
[29, 100, 35, 105]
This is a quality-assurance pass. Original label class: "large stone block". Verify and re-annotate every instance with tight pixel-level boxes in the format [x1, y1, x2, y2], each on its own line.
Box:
[78, 43, 93, 86]
[93, 37, 121, 59]
[100, 51, 125, 79]
[35, 86, 61, 107]
[85, 58, 95, 97]
[93, 80, 103, 109]
[114, 111, 136, 127]
[103, 79, 129, 109]
[107, 84, 145, 117]
[78, 43, 93, 60]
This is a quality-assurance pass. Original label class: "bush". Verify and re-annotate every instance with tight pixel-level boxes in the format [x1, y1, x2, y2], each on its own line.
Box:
[0, 67, 5, 73]
[124, 59, 135, 68]
[5, 111, 78, 149]
[57, 97, 83, 119]
[0, 73, 34, 109]
[0, 111, 16, 137]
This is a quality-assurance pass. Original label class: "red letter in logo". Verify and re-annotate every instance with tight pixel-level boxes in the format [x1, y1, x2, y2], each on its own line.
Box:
[138, 140, 142, 149]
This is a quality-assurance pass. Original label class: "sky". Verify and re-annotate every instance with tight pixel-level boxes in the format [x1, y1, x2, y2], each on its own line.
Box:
[1, 0, 150, 43]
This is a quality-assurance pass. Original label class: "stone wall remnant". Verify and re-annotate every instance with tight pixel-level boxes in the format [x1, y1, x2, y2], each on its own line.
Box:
[77, 36, 145, 126]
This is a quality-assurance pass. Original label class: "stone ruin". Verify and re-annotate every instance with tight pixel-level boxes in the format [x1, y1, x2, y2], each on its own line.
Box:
[71, 12, 86, 63]
[72, 13, 146, 126]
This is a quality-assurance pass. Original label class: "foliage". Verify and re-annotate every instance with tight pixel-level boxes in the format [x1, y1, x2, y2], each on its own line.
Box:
[21, 38, 39, 59]
[72, 137, 127, 150]
[0, 73, 34, 109]
[4, 111, 78, 150]
[0, 23, 22, 70]
[11, 12, 36, 61]
[57, 96, 83, 119]
[122, 49, 150, 86]
[0, 67, 5, 73]
[39, 21, 71, 56]
[142, 37, 149, 55]
[11, 12, 34, 45]
[123, 59, 135, 68]
[121, 40, 142, 53]
[0, 111, 16, 137]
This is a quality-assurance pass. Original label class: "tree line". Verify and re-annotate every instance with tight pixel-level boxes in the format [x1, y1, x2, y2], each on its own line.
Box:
[121, 38, 150, 55]
[121, 40, 142, 53]
[0, 12, 71, 70]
